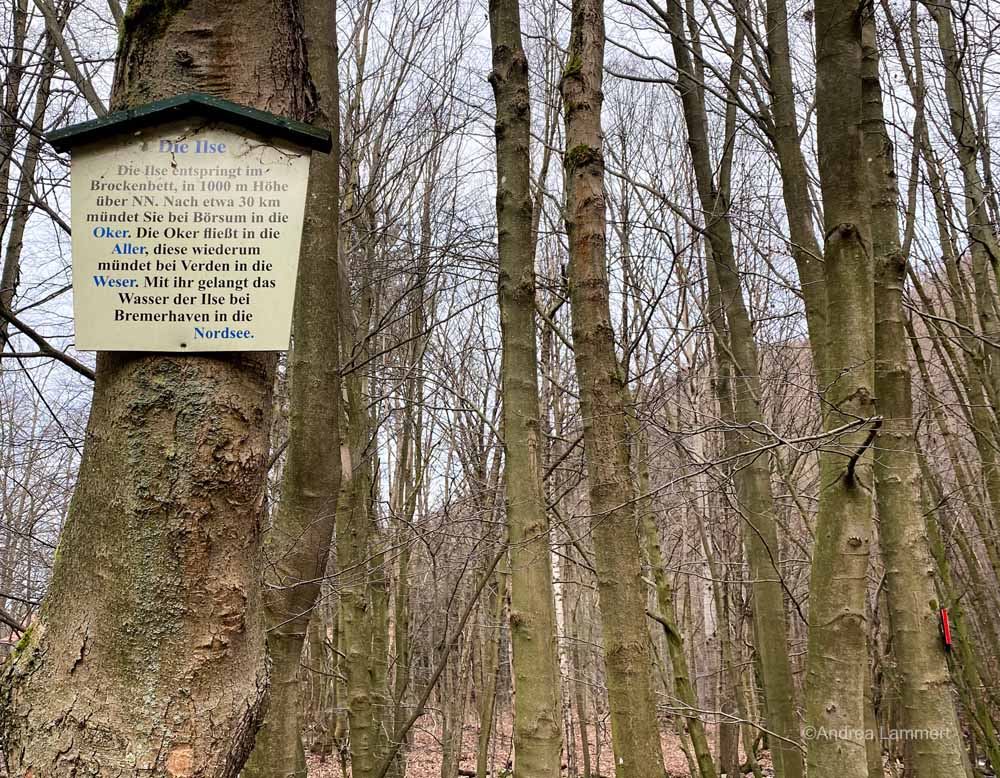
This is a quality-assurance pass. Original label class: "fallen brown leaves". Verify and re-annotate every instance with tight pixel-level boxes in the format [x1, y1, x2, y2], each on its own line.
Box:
[303, 714, 763, 777]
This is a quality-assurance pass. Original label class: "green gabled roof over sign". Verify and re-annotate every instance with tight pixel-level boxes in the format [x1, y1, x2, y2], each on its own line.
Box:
[47, 92, 332, 153]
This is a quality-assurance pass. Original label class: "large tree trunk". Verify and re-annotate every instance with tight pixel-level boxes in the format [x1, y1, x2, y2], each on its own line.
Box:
[560, 0, 667, 775]
[488, 0, 563, 774]
[803, 0, 877, 776]
[860, 17, 968, 777]
[0, 1, 316, 774]
[241, 0, 341, 773]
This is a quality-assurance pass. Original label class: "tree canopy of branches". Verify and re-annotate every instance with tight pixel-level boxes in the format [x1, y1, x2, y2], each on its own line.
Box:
[2, 0, 1000, 776]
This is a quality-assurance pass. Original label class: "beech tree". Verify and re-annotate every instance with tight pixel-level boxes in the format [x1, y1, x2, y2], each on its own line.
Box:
[241, 0, 341, 773]
[804, 0, 877, 775]
[561, 0, 666, 774]
[488, 0, 563, 773]
[0, 0, 316, 773]
[659, 3, 804, 775]
[861, 10, 968, 776]
[2, 0, 1000, 776]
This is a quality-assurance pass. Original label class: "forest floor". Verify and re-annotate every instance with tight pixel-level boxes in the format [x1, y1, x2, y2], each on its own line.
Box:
[305, 715, 777, 777]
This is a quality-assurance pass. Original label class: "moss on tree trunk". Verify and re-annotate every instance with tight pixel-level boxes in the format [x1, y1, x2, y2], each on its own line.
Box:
[488, 0, 564, 772]
[804, 1, 877, 776]
[560, 0, 667, 775]
[861, 17, 969, 777]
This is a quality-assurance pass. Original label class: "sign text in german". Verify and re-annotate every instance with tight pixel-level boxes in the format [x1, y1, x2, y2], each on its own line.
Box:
[67, 116, 311, 351]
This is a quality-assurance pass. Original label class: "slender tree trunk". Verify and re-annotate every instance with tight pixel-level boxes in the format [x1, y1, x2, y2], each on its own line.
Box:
[0, 2, 59, 350]
[334, 605, 352, 775]
[717, 621, 740, 778]
[804, 0, 877, 776]
[918, 0, 1000, 335]
[385, 187, 430, 778]
[0, 0, 28, 243]
[441, 626, 475, 778]
[242, 0, 341, 772]
[860, 16, 969, 777]
[305, 602, 337, 758]
[477, 570, 506, 778]
[736, 658, 765, 778]
[896, 6, 1000, 589]
[635, 425, 717, 778]
[371, 517, 393, 768]
[863, 663, 884, 777]
[917, 0, 1000, 573]
[0, 2, 317, 772]
[389, 540, 413, 778]
[338, 385, 378, 778]
[333, 174, 382, 776]
[660, 6, 803, 774]
[488, 1, 563, 774]
[763, 0, 827, 377]
[564, 548, 594, 778]
[699, 516, 741, 778]
[561, 0, 666, 774]
[917, 459, 1000, 771]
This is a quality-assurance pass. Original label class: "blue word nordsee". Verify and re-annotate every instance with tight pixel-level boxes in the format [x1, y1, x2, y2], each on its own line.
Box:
[194, 327, 253, 339]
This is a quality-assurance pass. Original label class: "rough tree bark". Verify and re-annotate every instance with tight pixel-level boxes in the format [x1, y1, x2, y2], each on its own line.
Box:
[241, 0, 341, 772]
[0, 0, 316, 774]
[804, 0, 877, 776]
[560, 0, 667, 774]
[488, 0, 564, 773]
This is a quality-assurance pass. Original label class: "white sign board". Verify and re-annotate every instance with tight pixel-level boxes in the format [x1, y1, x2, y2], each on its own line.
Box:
[70, 119, 310, 351]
